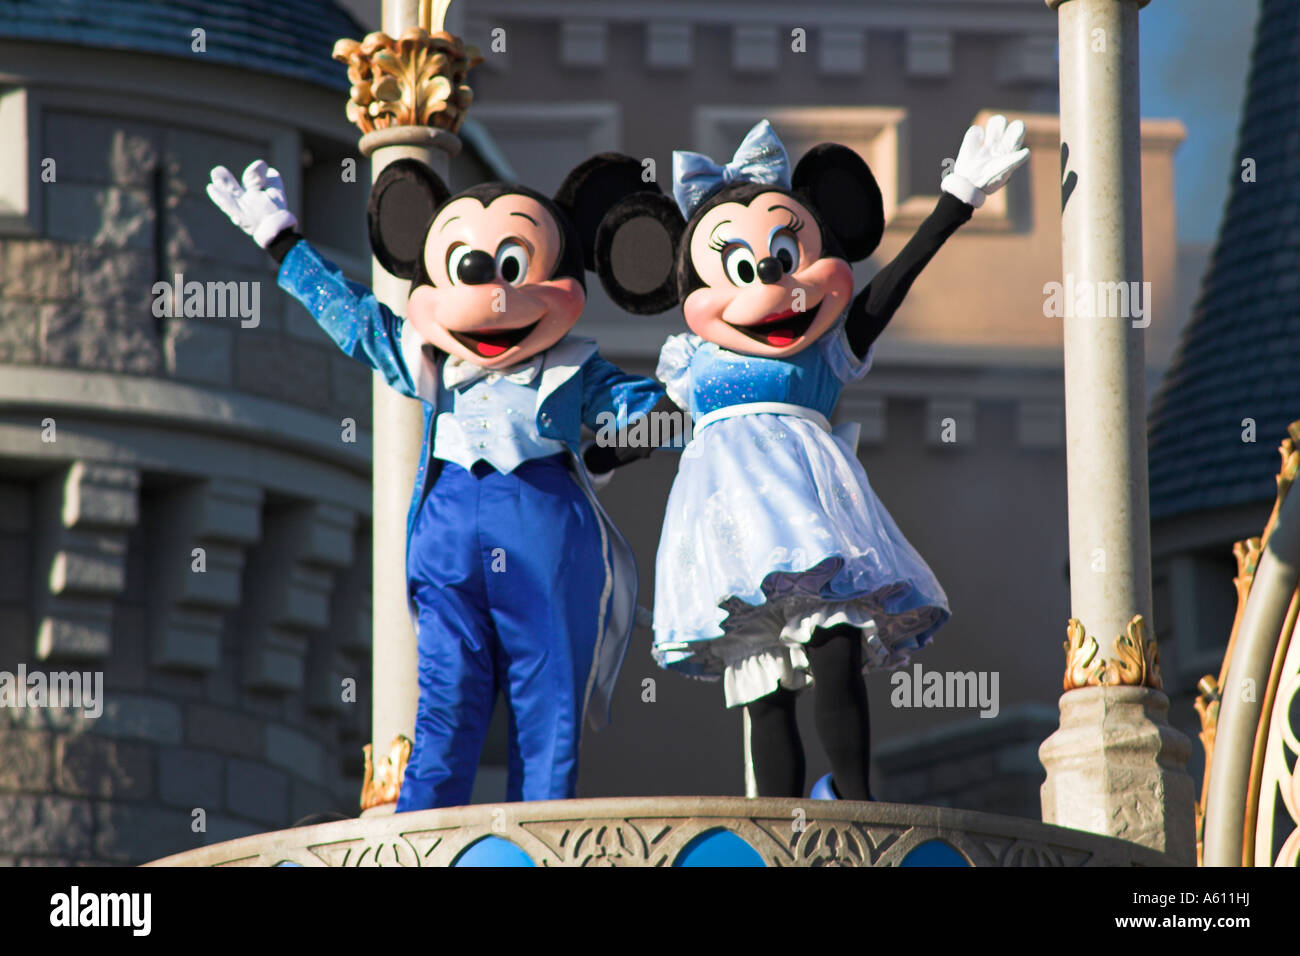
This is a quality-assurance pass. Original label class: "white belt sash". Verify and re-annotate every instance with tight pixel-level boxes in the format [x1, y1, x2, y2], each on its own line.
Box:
[691, 401, 861, 453]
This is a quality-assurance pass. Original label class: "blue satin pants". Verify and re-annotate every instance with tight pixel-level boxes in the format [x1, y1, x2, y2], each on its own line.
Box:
[396, 454, 604, 811]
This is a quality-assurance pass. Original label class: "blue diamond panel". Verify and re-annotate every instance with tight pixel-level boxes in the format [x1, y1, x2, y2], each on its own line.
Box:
[452, 836, 535, 867]
[899, 840, 970, 867]
[674, 829, 767, 867]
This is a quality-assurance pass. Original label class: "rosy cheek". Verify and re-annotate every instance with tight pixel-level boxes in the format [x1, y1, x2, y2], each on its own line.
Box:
[405, 285, 444, 338]
[797, 257, 852, 295]
[794, 259, 855, 343]
[535, 279, 585, 327]
[822, 259, 855, 298]
[683, 287, 738, 338]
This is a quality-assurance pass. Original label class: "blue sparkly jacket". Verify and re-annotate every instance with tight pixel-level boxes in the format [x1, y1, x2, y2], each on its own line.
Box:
[277, 239, 663, 729]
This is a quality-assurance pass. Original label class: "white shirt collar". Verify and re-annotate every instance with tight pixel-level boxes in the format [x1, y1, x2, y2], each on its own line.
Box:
[442, 353, 543, 390]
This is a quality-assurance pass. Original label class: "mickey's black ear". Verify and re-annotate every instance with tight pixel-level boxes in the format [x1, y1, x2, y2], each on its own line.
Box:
[594, 192, 684, 315]
[367, 158, 451, 278]
[554, 153, 656, 271]
[792, 144, 884, 262]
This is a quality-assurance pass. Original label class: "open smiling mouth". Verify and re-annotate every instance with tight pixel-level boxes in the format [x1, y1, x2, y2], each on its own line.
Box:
[727, 306, 819, 348]
[451, 321, 540, 359]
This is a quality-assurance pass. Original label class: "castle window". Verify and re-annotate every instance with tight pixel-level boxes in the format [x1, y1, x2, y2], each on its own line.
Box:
[1164, 545, 1241, 682]
[299, 131, 370, 276]
[0, 87, 35, 235]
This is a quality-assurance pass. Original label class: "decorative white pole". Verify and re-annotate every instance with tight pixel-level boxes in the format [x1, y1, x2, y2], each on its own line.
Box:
[334, 0, 479, 814]
[1036, 0, 1195, 863]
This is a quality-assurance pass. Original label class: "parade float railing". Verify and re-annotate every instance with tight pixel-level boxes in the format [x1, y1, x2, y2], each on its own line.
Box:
[1197, 421, 1300, 867]
[145, 796, 1172, 867]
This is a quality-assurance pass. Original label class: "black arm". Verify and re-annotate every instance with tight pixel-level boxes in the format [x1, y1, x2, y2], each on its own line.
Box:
[266, 228, 303, 265]
[844, 192, 974, 359]
[583, 394, 680, 474]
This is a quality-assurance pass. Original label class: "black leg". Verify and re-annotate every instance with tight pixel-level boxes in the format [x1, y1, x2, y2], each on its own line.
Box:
[805, 624, 873, 800]
[743, 687, 805, 797]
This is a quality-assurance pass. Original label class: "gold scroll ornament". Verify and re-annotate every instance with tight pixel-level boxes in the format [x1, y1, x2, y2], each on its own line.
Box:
[1063, 614, 1162, 691]
[361, 734, 413, 811]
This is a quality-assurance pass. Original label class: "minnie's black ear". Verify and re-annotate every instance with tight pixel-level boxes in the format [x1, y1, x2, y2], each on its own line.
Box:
[792, 144, 884, 262]
[554, 153, 657, 271]
[367, 159, 451, 278]
[594, 192, 684, 315]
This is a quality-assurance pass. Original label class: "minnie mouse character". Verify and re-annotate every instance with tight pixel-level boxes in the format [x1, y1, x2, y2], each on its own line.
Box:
[588, 117, 1029, 800]
[206, 155, 671, 809]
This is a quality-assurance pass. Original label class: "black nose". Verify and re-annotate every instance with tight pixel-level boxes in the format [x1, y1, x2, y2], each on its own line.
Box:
[457, 250, 496, 285]
[756, 256, 784, 284]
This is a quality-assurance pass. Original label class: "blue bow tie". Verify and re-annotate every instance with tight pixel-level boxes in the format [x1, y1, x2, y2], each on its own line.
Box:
[672, 120, 792, 218]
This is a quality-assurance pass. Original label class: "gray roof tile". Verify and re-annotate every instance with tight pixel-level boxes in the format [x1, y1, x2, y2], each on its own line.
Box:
[0, 0, 363, 91]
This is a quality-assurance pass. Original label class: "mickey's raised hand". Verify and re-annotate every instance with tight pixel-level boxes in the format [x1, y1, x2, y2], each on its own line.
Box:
[206, 160, 299, 248]
[940, 115, 1030, 209]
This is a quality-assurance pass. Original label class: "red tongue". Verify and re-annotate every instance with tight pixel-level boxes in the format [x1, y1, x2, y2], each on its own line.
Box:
[476, 340, 509, 357]
[765, 330, 797, 347]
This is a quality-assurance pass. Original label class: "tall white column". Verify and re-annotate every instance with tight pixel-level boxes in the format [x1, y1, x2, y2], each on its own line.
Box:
[344, 0, 472, 814]
[362, 136, 456, 816]
[1056, 0, 1150, 653]
[1037, 0, 1195, 863]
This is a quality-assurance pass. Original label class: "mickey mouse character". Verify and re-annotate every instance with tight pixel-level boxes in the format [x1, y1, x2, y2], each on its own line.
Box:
[206, 156, 671, 809]
[588, 117, 1028, 800]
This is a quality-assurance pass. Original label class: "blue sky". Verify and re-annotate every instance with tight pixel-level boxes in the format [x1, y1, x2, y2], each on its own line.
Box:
[1141, 0, 1261, 242]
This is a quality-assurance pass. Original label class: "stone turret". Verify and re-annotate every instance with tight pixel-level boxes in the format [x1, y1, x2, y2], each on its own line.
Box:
[0, 0, 381, 865]
[1145, 0, 1299, 790]
[1148, 0, 1300, 525]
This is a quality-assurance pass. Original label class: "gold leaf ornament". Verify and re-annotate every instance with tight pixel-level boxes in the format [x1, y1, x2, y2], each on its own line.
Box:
[333, 28, 482, 135]
[1063, 615, 1162, 690]
[1063, 618, 1103, 689]
[360, 734, 413, 810]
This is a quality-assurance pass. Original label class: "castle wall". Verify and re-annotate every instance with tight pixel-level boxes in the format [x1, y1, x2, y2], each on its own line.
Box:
[0, 41, 396, 864]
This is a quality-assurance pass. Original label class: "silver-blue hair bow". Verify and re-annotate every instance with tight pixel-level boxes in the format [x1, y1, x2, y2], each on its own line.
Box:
[672, 120, 792, 218]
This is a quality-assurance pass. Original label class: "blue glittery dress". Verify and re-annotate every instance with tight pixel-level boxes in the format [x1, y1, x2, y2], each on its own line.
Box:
[652, 318, 950, 707]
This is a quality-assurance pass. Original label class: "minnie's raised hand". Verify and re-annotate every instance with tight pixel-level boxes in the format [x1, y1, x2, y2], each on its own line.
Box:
[941, 115, 1030, 209]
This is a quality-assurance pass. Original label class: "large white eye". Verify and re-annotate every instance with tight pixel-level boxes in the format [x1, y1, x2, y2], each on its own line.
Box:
[446, 243, 471, 285]
[770, 231, 800, 274]
[495, 240, 530, 286]
[722, 244, 758, 286]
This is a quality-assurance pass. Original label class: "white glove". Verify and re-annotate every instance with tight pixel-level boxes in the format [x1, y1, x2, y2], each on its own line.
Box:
[941, 115, 1030, 209]
[206, 160, 298, 248]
